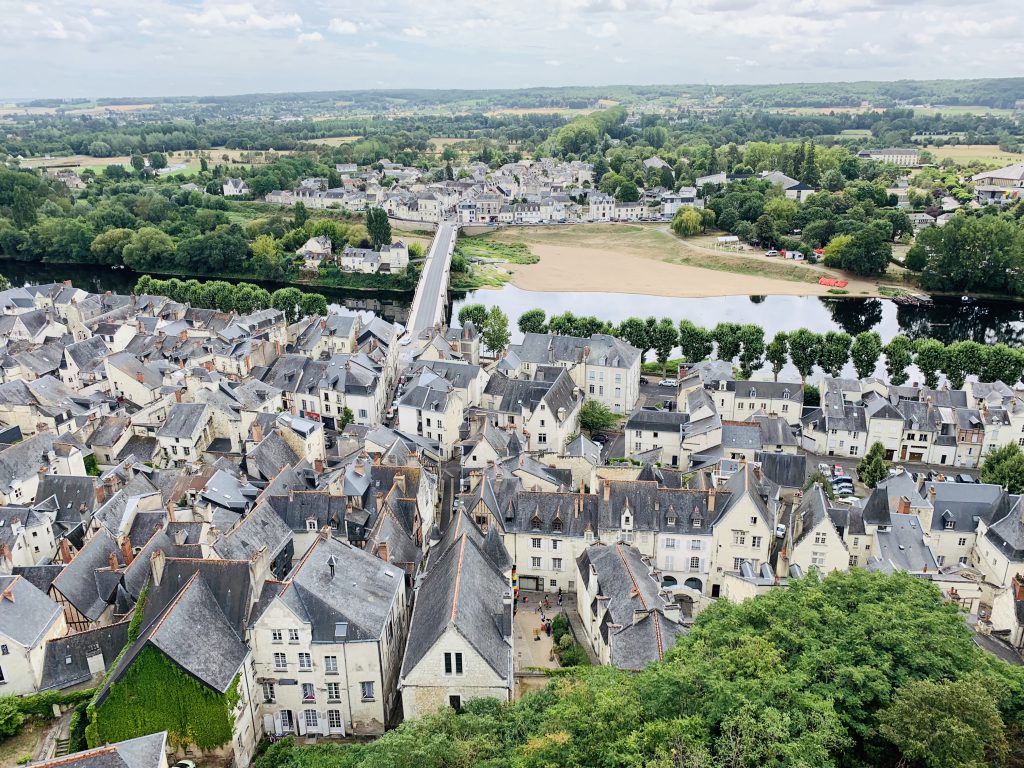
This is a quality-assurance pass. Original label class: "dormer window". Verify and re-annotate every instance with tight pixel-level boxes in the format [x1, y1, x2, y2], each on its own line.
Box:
[783, 391, 791, 400]
[531, 514, 541, 530]
[693, 517, 701, 528]
[944, 520, 955, 530]
[306, 520, 317, 531]
[749, 388, 756, 398]
[667, 516, 676, 526]
[623, 514, 631, 528]
[552, 517, 563, 532]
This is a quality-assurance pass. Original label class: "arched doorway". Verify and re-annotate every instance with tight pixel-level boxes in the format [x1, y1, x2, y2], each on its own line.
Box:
[683, 577, 703, 592]
[662, 575, 678, 588]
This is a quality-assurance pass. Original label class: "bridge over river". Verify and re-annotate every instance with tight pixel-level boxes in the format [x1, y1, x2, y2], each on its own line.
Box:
[405, 221, 458, 333]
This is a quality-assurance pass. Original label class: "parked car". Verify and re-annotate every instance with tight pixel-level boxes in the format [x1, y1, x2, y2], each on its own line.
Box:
[817, 462, 832, 475]
[832, 464, 846, 477]
[639, 376, 650, 385]
[764, 249, 779, 257]
[956, 473, 977, 484]
[659, 378, 679, 387]
[775, 523, 787, 538]
[172, 761, 197, 768]
[591, 433, 608, 444]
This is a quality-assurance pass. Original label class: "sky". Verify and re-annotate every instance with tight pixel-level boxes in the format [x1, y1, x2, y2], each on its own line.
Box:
[2, 0, 1022, 99]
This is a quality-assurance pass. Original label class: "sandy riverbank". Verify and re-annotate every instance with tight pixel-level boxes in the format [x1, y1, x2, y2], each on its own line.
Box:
[481, 224, 886, 299]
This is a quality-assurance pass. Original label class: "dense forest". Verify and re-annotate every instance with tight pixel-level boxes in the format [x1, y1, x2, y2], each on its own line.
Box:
[253, 571, 1024, 768]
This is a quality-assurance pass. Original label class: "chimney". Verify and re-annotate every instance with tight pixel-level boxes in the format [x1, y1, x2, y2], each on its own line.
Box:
[85, 645, 106, 678]
[135, 371, 145, 384]
[314, 458, 324, 474]
[204, 360, 214, 372]
[59, 538, 73, 564]
[603, 480, 611, 502]
[897, 495, 911, 515]
[753, 464, 761, 482]
[252, 421, 263, 443]
[107, 551, 119, 571]
[633, 608, 648, 625]
[354, 461, 364, 476]
[166, 502, 177, 523]
[119, 536, 134, 566]
[663, 602, 680, 623]
[708, 487, 717, 513]
[149, 546, 166, 587]
[928, 485, 937, 504]
[376, 542, 389, 562]
[174, 389, 182, 404]
[174, 528, 188, 546]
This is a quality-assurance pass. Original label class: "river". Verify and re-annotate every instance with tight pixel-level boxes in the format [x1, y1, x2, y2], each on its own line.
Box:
[7, 260, 1024, 352]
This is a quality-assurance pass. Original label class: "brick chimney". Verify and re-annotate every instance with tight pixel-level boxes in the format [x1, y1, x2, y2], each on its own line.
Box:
[252, 421, 263, 443]
[603, 479, 611, 502]
[107, 551, 119, 571]
[174, 389, 182, 404]
[708, 486, 717, 514]
[59, 538, 73, 564]
[119, 536, 134, 566]
[897, 495, 911, 515]
[376, 542, 389, 562]
[314, 458, 324, 474]
[150, 548, 166, 587]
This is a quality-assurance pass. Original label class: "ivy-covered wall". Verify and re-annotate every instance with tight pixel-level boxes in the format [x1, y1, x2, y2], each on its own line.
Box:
[89, 645, 239, 752]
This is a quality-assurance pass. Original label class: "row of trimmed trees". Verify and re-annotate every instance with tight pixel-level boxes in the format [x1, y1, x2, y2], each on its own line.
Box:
[515, 308, 1024, 387]
[134, 275, 327, 323]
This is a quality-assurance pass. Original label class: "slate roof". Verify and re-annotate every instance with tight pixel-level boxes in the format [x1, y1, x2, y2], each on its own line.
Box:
[156, 403, 209, 439]
[50, 529, 124, 621]
[39, 620, 130, 692]
[0, 575, 63, 648]
[870, 514, 938, 573]
[213, 502, 293, 564]
[986, 497, 1024, 562]
[922, 481, 1008, 533]
[509, 332, 640, 369]
[270, 535, 404, 642]
[402, 532, 511, 680]
[754, 451, 806, 489]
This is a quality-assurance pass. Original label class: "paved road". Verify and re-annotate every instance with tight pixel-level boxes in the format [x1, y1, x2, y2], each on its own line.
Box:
[408, 222, 457, 332]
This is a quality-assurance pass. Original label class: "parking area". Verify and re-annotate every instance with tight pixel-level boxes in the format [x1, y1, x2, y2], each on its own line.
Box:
[512, 591, 568, 671]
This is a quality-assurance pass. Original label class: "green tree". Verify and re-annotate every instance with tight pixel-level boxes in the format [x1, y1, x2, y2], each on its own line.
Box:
[804, 470, 836, 500]
[614, 180, 641, 203]
[458, 303, 487, 329]
[617, 317, 650, 362]
[766, 331, 789, 381]
[298, 292, 328, 318]
[130, 153, 145, 172]
[366, 207, 392, 251]
[11, 186, 37, 228]
[712, 322, 743, 363]
[678, 320, 713, 363]
[271, 287, 304, 323]
[121, 227, 175, 271]
[879, 678, 1008, 768]
[147, 151, 167, 170]
[89, 228, 134, 265]
[518, 308, 548, 335]
[883, 334, 914, 386]
[250, 234, 289, 280]
[580, 400, 618, 434]
[856, 441, 890, 488]
[0, 695, 24, 738]
[981, 343, 1024, 386]
[292, 201, 309, 228]
[788, 328, 821, 382]
[945, 340, 987, 389]
[818, 331, 853, 378]
[670, 207, 702, 237]
[913, 338, 947, 389]
[980, 443, 1024, 493]
[482, 305, 511, 355]
[850, 331, 883, 379]
[650, 318, 679, 373]
[737, 324, 766, 378]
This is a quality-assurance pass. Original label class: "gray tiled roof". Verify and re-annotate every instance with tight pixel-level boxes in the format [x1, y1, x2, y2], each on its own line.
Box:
[28, 732, 167, 768]
[0, 574, 63, 648]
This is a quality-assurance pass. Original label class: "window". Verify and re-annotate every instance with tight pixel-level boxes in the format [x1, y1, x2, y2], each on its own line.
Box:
[937, 556, 946, 566]
[328, 710, 343, 730]
[298, 652, 312, 670]
[689, 556, 700, 570]
[302, 683, 315, 702]
[538, 433, 547, 444]
[289, 628, 300, 642]
[959, 556, 969, 565]
[732, 558, 745, 570]
[552, 518, 563, 532]
[849, 446, 858, 456]
[531, 557, 541, 568]
[262, 682, 275, 703]
[750, 516, 757, 526]
[814, 532, 827, 545]
[444, 652, 464, 675]
[361, 681, 375, 700]
[551, 538, 561, 550]
[304, 710, 318, 729]
[306, 520, 317, 531]
[183, 447, 191, 456]
[552, 558, 563, 571]
[273, 653, 287, 670]
[327, 682, 341, 701]
[690, 540, 702, 550]
[751, 536, 762, 549]
[665, 537, 677, 549]
[280, 710, 293, 732]
[0, 645, 8, 656]
[811, 552, 825, 567]
[531, 537, 542, 548]
[324, 655, 338, 674]
[693, 517, 701, 528]
[449, 695, 462, 712]
[958, 537, 968, 547]
[849, 555, 859, 567]
[732, 531, 745, 546]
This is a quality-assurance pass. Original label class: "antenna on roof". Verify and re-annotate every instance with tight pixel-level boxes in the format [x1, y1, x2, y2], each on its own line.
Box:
[326, 554, 337, 578]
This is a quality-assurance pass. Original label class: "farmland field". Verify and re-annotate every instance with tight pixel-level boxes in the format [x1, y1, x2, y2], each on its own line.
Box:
[923, 143, 1024, 166]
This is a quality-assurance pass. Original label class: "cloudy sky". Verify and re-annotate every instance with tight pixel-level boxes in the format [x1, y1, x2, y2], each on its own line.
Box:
[2, 0, 1021, 99]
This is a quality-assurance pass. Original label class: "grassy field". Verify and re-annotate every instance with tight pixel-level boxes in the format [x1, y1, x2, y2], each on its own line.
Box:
[0, 721, 46, 766]
[19, 146, 284, 174]
[839, 129, 872, 137]
[924, 143, 1024, 166]
[304, 136, 361, 146]
[911, 105, 1019, 117]
[483, 107, 597, 116]
[455, 237, 539, 265]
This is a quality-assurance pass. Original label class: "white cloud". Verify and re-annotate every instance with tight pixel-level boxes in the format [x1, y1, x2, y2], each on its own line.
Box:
[185, 3, 301, 31]
[90, 7, 110, 17]
[402, 26, 427, 37]
[41, 19, 69, 39]
[298, 31, 323, 42]
[613, 55, 629, 63]
[23, 3, 43, 15]
[328, 18, 358, 34]
[545, 59, 562, 66]
[586, 21, 618, 37]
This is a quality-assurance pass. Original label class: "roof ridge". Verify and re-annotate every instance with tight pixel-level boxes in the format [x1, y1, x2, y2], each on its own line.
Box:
[614, 543, 647, 611]
[151, 570, 200, 636]
[449, 536, 468, 622]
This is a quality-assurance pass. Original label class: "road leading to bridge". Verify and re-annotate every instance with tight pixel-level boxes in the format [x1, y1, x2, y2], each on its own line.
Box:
[407, 221, 457, 333]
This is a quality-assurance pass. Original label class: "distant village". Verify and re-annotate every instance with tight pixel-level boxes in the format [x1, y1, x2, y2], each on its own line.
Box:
[4, 270, 1024, 767]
